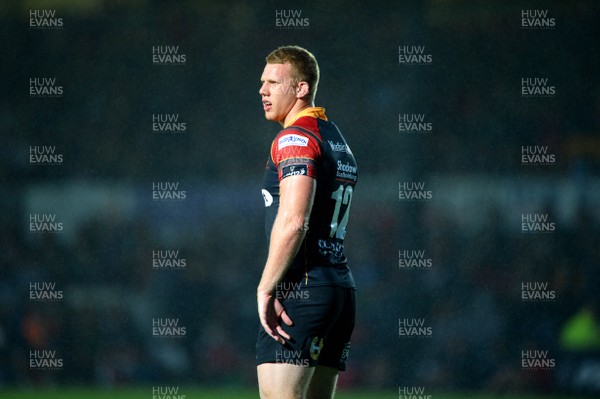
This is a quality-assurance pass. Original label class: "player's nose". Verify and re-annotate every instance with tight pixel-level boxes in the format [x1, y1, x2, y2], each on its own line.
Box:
[259, 82, 269, 96]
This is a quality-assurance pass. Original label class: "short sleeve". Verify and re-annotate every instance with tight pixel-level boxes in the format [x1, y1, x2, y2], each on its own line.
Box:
[271, 129, 321, 181]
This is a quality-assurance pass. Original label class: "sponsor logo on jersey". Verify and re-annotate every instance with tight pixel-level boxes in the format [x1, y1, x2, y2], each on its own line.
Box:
[281, 164, 307, 179]
[261, 189, 273, 207]
[336, 160, 357, 181]
[337, 160, 357, 173]
[328, 140, 352, 154]
[318, 239, 345, 262]
[278, 134, 308, 149]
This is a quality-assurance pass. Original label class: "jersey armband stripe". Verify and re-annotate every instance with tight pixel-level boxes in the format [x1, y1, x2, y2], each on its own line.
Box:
[278, 156, 317, 165]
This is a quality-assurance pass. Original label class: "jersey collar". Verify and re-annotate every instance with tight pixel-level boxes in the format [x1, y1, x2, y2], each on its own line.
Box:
[284, 107, 327, 128]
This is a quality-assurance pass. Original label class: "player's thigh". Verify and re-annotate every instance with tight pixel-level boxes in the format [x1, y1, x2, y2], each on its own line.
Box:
[257, 362, 315, 399]
[316, 287, 356, 371]
[307, 365, 339, 399]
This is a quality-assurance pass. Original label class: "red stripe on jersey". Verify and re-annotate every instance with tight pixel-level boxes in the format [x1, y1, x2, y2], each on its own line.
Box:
[271, 127, 321, 180]
[292, 116, 324, 142]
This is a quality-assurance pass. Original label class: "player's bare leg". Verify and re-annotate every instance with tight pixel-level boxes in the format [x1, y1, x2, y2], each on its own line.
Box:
[257, 363, 315, 399]
[306, 365, 339, 399]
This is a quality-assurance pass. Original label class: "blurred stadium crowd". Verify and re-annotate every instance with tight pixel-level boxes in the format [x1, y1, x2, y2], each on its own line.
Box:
[1, 0, 600, 395]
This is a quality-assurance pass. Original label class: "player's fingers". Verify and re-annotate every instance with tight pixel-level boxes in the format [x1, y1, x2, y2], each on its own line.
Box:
[275, 325, 291, 341]
[280, 309, 294, 326]
[260, 317, 285, 343]
[267, 326, 284, 344]
[260, 317, 276, 337]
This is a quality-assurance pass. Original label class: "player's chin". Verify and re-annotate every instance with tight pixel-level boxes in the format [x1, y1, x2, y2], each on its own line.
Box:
[263, 111, 279, 121]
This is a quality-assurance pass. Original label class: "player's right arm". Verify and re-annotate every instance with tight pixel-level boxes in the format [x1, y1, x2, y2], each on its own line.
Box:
[257, 174, 316, 343]
[257, 128, 320, 343]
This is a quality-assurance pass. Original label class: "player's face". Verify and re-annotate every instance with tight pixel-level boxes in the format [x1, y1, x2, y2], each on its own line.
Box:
[259, 63, 299, 123]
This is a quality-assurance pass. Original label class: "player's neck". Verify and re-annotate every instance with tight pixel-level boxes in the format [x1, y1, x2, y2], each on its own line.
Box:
[281, 101, 314, 127]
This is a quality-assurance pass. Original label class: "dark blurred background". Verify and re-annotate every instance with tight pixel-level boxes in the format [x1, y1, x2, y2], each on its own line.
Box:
[1, 0, 600, 395]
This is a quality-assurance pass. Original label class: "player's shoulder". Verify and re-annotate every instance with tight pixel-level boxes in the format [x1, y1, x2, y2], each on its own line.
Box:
[278, 117, 324, 144]
[291, 116, 323, 138]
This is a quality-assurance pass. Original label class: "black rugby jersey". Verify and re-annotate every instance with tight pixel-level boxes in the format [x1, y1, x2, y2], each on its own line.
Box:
[261, 107, 357, 288]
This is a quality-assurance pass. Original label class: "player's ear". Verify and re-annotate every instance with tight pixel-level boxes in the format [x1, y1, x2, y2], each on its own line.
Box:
[296, 81, 310, 99]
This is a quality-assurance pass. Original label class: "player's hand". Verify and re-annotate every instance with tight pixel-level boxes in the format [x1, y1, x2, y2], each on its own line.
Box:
[257, 291, 293, 344]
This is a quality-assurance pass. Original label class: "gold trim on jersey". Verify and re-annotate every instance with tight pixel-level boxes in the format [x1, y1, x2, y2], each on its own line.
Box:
[284, 107, 327, 128]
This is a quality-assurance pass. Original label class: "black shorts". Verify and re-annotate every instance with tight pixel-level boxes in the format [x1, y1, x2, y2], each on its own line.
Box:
[256, 284, 356, 371]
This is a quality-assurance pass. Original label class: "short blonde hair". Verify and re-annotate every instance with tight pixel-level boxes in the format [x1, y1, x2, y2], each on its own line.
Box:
[266, 45, 320, 101]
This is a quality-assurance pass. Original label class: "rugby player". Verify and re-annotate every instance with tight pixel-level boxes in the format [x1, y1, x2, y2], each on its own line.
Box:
[256, 45, 358, 399]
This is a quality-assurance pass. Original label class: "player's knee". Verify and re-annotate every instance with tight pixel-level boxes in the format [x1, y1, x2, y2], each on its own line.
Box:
[259, 383, 304, 399]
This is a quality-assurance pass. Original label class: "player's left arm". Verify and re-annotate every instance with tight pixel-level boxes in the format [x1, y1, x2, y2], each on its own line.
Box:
[257, 174, 316, 343]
